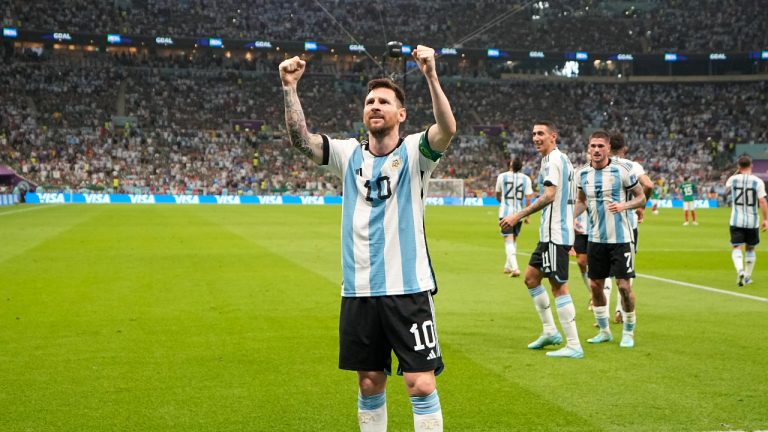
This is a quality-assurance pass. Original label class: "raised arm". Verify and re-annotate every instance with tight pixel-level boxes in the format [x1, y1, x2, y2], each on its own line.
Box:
[279, 56, 325, 165]
[412, 45, 456, 153]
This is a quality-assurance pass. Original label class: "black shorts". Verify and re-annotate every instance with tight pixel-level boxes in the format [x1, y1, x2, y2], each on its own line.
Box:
[574, 234, 588, 255]
[529, 242, 571, 283]
[339, 291, 443, 376]
[499, 218, 523, 237]
[730, 226, 760, 247]
[587, 242, 635, 280]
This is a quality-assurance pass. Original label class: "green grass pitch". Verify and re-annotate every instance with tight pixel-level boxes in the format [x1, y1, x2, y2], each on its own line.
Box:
[1, 204, 766, 431]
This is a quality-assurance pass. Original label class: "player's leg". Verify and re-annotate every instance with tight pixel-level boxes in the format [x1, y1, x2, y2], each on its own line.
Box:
[340, 297, 390, 431]
[691, 202, 698, 225]
[385, 292, 444, 432]
[500, 218, 512, 274]
[546, 244, 584, 359]
[744, 230, 759, 284]
[586, 243, 612, 344]
[613, 243, 637, 348]
[507, 228, 522, 277]
[404, 372, 442, 432]
[524, 243, 562, 349]
[358, 372, 388, 432]
[574, 235, 590, 307]
[730, 227, 746, 285]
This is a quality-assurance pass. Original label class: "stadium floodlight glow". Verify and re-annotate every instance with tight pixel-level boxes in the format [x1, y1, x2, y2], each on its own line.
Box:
[349, 44, 366, 53]
[487, 48, 500, 58]
[209, 38, 223, 47]
[304, 41, 317, 51]
[664, 53, 678, 62]
[155, 36, 174, 46]
[107, 34, 122, 44]
[709, 53, 727, 60]
[763, 51, 768, 59]
[3, 27, 18, 38]
[401, 45, 412, 55]
[575, 51, 588, 60]
[529, 51, 545, 58]
[53, 32, 73, 41]
[440, 47, 458, 55]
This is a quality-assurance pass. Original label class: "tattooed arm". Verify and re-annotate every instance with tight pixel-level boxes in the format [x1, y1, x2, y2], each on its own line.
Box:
[279, 56, 324, 164]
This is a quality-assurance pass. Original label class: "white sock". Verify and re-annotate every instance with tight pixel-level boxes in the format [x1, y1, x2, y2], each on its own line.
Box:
[592, 305, 610, 332]
[732, 249, 744, 274]
[623, 311, 636, 336]
[411, 390, 442, 432]
[528, 285, 557, 335]
[745, 250, 756, 278]
[555, 294, 581, 349]
[358, 392, 387, 432]
[604, 278, 613, 312]
[505, 240, 518, 271]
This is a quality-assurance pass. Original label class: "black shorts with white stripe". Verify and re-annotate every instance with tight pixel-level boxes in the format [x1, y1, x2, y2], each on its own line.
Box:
[529, 241, 571, 283]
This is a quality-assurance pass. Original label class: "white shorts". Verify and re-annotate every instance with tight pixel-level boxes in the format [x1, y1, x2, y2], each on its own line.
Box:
[683, 201, 695, 211]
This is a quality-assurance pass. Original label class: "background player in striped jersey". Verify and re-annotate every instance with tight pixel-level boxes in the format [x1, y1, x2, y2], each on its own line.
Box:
[725, 155, 768, 286]
[608, 132, 653, 324]
[495, 157, 534, 277]
[574, 131, 646, 348]
[500, 121, 584, 359]
[280, 44, 456, 432]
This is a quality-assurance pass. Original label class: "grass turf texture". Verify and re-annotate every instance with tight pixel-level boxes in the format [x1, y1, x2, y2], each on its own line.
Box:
[1, 204, 766, 431]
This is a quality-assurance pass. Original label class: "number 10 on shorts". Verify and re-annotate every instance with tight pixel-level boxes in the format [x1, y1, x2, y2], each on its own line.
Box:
[410, 321, 437, 351]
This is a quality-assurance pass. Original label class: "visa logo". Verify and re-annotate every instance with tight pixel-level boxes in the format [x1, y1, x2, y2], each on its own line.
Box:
[258, 195, 283, 205]
[299, 196, 323, 205]
[174, 195, 200, 204]
[129, 194, 155, 204]
[39, 193, 65, 203]
[463, 198, 484, 206]
[215, 196, 240, 204]
[425, 197, 444, 206]
[84, 194, 110, 204]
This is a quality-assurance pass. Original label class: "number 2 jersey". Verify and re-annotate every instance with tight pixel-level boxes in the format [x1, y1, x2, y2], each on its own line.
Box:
[495, 171, 533, 218]
[322, 131, 441, 297]
[726, 173, 767, 229]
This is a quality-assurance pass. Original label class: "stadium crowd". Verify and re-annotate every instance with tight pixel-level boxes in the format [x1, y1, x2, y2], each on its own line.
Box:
[3, 0, 767, 53]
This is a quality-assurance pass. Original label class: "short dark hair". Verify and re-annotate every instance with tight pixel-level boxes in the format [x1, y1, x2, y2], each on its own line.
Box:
[511, 157, 523, 172]
[367, 78, 405, 107]
[609, 132, 626, 153]
[738, 155, 752, 169]
[589, 130, 611, 142]
[534, 120, 557, 133]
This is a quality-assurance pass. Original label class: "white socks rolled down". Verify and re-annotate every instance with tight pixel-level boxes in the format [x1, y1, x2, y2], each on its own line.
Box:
[358, 392, 387, 432]
[411, 390, 443, 432]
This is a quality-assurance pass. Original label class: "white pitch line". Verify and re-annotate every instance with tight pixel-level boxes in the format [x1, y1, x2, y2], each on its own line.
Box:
[0, 204, 61, 217]
[635, 273, 768, 302]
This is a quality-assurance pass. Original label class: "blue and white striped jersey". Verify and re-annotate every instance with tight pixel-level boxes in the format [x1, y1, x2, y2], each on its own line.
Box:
[612, 156, 646, 230]
[577, 159, 639, 244]
[538, 148, 576, 245]
[495, 171, 533, 218]
[726, 173, 767, 229]
[323, 131, 440, 297]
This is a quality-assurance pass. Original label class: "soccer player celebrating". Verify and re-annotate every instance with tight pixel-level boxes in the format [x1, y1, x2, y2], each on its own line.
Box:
[608, 132, 653, 324]
[500, 121, 584, 359]
[574, 131, 646, 348]
[680, 176, 698, 225]
[495, 157, 534, 277]
[280, 45, 456, 432]
[725, 155, 768, 286]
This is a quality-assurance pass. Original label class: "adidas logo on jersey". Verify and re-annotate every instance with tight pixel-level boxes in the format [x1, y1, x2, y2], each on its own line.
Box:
[427, 350, 438, 360]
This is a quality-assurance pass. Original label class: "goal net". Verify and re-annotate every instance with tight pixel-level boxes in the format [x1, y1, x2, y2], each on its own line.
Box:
[426, 178, 464, 206]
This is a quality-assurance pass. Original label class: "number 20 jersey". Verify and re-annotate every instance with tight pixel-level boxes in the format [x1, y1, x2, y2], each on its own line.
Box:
[323, 131, 440, 298]
[726, 173, 767, 229]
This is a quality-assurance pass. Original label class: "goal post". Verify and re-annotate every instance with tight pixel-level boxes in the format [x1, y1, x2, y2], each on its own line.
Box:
[426, 178, 464, 206]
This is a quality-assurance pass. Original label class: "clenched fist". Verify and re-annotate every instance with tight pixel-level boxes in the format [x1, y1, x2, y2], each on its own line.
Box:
[279, 56, 306, 87]
[412, 45, 436, 77]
